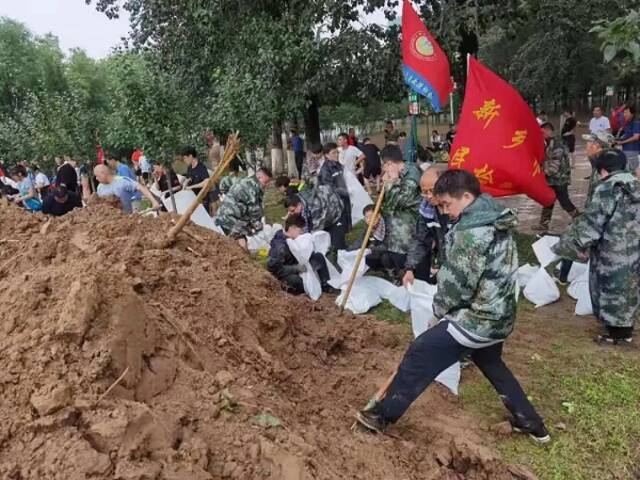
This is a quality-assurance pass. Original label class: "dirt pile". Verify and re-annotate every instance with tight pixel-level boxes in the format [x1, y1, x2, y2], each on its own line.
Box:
[0, 202, 529, 480]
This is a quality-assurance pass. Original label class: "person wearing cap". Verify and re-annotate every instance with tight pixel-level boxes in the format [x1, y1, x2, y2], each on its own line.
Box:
[552, 150, 640, 345]
[533, 122, 579, 233]
[553, 130, 616, 285]
[42, 185, 83, 217]
[614, 104, 640, 176]
[582, 131, 616, 204]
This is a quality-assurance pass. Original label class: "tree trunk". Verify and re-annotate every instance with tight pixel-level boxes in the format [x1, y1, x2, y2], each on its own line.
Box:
[271, 120, 284, 176]
[303, 96, 321, 148]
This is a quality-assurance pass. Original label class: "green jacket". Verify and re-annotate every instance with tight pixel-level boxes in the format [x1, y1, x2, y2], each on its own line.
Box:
[215, 176, 264, 239]
[381, 163, 422, 254]
[543, 137, 571, 186]
[552, 172, 640, 328]
[433, 194, 519, 344]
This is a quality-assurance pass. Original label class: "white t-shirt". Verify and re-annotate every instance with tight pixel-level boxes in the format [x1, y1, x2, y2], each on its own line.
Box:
[34, 172, 50, 188]
[339, 145, 363, 174]
[589, 116, 611, 134]
[139, 155, 151, 173]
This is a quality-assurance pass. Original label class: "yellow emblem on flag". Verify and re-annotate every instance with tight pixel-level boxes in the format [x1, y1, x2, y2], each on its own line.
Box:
[473, 99, 501, 129]
[532, 160, 542, 177]
[474, 164, 494, 185]
[503, 130, 528, 149]
[451, 146, 470, 168]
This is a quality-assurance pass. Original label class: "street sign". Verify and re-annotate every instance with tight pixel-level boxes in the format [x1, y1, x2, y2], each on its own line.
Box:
[606, 86, 614, 97]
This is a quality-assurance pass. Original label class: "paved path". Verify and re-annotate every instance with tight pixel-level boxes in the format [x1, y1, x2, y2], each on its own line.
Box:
[499, 138, 591, 235]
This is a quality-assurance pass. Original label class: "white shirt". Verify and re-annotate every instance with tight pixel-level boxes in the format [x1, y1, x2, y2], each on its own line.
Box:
[139, 155, 151, 173]
[34, 172, 50, 188]
[589, 116, 611, 134]
[339, 145, 363, 174]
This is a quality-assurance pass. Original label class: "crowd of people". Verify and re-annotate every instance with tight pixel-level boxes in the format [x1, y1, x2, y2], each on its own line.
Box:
[1, 109, 638, 444]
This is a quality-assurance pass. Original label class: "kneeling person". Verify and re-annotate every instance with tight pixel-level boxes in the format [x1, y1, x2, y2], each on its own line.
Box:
[267, 214, 338, 295]
[355, 170, 549, 443]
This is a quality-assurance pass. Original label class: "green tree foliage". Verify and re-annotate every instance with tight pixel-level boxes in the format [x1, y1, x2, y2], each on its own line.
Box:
[591, 10, 640, 82]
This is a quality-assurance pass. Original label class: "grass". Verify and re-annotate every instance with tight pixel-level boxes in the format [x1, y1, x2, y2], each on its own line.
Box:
[460, 331, 640, 480]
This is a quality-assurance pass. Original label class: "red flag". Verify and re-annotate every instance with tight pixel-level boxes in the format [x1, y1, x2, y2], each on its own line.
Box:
[449, 57, 555, 207]
[401, 0, 453, 112]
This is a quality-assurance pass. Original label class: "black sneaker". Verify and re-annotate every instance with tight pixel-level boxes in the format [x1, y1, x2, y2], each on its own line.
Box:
[510, 419, 551, 444]
[355, 409, 389, 434]
[322, 284, 340, 295]
[595, 334, 632, 346]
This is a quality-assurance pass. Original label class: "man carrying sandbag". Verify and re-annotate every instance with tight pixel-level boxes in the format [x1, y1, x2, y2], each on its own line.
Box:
[215, 167, 273, 249]
[355, 170, 550, 444]
[267, 214, 338, 295]
[552, 150, 640, 345]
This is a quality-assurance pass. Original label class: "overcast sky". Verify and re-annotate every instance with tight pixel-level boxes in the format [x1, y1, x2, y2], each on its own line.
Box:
[0, 1, 396, 60]
[0, 0, 130, 58]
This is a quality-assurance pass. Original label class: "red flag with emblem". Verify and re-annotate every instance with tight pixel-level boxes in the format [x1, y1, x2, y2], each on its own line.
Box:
[449, 56, 555, 207]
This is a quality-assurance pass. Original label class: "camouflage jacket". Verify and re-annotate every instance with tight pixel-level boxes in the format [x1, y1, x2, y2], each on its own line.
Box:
[382, 163, 422, 254]
[433, 194, 519, 343]
[219, 175, 240, 196]
[552, 172, 640, 328]
[543, 137, 571, 186]
[299, 184, 344, 232]
[215, 176, 264, 239]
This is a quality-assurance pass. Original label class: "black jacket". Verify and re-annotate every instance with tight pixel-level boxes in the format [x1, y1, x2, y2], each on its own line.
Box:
[267, 231, 300, 280]
[405, 206, 448, 272]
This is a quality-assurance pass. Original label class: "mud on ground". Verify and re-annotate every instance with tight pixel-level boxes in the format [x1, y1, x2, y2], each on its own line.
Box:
[0, 202, 531, 480]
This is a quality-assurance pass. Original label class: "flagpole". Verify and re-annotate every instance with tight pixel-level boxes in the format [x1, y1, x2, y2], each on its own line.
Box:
[449, 92, 454, 125]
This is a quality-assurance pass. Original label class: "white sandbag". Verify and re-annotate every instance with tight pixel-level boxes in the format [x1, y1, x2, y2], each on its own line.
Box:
[312, 231, 332, 256]
[408, 280, 438, 337]
[567, 262, 588, 283]
[335, 281, 382, 314]
[247, 223, 282, 252]
[355, 276, 410, 312]
[328, 249, 370, 288]
[162, 190, 222, 233]
[567, 267, 593, 315]
[532, 235, 560, 267]
[517, 263, 539, 289]
[434, 362, 461, 396]
[523, 267, 560, 307]
[287, 234, 322, 301]
[343, 169, 372, 225]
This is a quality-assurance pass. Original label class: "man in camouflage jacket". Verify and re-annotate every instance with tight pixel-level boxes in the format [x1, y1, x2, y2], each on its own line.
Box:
[356, 170, 550, 444]
[380, 145, 422, 255]
[215, 168, 272, 247]
[534, 122, 579, 233]
[552, 150, 640, 344]
[285, 184, 344, 249]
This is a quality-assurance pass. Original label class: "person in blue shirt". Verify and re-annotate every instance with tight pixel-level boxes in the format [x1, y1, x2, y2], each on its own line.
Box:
[291, 128, 305, 180]
[106, 151, 143, 207]
[94, 164, 159, 214]
[8, 165, 42, 211]
[616, 105, 640, 176]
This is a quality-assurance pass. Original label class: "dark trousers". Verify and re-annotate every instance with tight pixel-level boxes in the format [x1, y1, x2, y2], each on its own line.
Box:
[378, 321, 543, 427]
[327, 222, 347, 251]
[558, 259, 572, 283]
[549, 184, 577, 213]
[413, 252, 435, 284]
[294, 151, 304, 179]
[280, 253, 330, 294]
[365, 250, 407, 272]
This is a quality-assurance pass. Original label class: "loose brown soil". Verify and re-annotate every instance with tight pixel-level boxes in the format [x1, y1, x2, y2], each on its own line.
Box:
[0, 202, 529, 480]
